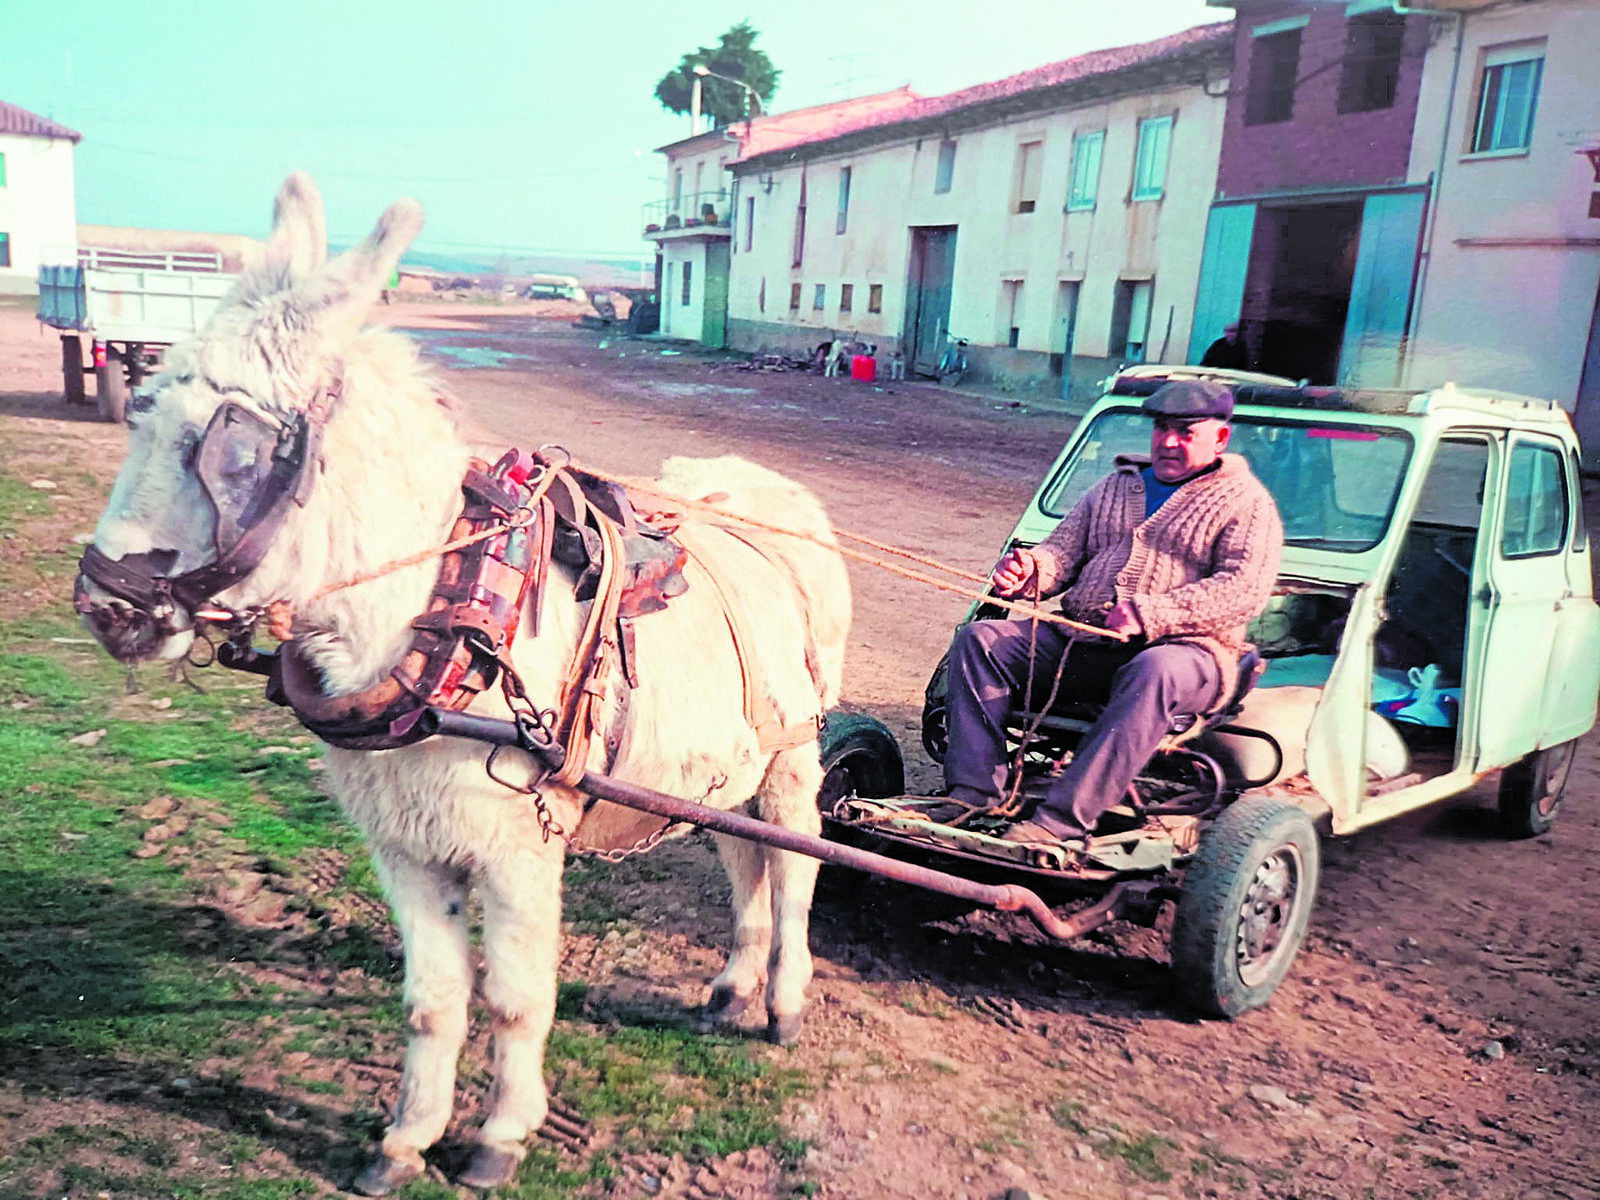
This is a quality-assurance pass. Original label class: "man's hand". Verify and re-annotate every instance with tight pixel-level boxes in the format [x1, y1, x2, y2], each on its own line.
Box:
[1103, 600, 1143, 639]
[990, 548, 1038, 598]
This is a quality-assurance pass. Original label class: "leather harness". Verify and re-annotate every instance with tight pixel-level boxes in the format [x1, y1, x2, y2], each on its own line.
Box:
[77, 382, 822, 795]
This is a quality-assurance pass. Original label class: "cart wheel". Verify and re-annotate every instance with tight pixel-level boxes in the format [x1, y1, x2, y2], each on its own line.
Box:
[1171, 797, 1320, 1018]
[920, 652, 951, 762]
[1498, 740, 1576, 839]
[61, 335, 87, 405]
[818, 712, 904, 815]
[96, 348, 128, 424]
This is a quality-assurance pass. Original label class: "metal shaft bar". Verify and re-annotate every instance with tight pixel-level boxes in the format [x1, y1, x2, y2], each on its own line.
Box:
[574, 767, 1123, 942]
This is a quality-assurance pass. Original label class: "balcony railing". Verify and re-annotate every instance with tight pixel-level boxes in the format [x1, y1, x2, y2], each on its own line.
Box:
[643, 189, 733, 237]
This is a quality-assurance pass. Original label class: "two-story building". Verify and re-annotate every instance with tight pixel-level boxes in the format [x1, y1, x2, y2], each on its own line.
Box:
[643, 127, 739, 346]
[0, 101, 81, 295]
[643, 90, 922, 348]
[1396, 0, 1600, 468]
[717, 24, 1232, 403]
[1194, 0, 1436, 386]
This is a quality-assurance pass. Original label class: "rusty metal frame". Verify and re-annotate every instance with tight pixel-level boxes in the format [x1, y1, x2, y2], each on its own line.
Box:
[416, 705, 1161, 943]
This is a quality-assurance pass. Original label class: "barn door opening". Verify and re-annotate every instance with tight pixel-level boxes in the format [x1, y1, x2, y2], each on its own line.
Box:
[906, 226, 958, 377]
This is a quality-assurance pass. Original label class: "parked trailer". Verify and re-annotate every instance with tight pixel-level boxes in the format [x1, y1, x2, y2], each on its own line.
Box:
[37, 248, 239, 422]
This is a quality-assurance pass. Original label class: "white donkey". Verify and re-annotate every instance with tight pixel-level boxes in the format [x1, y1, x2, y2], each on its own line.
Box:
[74, 173, 850, 1194]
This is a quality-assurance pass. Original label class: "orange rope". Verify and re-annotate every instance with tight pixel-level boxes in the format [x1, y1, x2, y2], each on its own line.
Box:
[288, 454, 1124, 644]
[568, 458, 1126, 642]
[310, 467, 558, 601]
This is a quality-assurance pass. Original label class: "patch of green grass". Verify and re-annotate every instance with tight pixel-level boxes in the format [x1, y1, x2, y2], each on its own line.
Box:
[1102, 1130, 1176, 1183]
[284, 1075, 345, 1095]
[1050, 1097, 1090, 1135]
[0, 448, 820, 1198]
[546, 1016, 808, 1162]
[0, 471, 56, 523]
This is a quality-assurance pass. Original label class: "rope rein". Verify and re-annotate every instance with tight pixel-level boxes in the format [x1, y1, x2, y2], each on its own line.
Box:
[292, 453, 1123, 643]
[566, 458, 1124, 642]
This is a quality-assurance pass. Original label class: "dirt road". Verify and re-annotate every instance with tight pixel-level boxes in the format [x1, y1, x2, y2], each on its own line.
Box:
[7, 298, 1599, 1199]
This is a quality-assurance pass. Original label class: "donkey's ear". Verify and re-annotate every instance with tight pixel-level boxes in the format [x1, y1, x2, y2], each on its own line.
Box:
[316, 198, 423, 339]
[264, 172, 328, 275]
[328, 198, 423, 296]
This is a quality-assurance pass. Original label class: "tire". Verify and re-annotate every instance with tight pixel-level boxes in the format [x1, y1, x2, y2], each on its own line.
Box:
[96, 347, 128, 423]
[1171, 796, 1320, 1018]
[61, 335, 86, 405]
[921, 652, 951, 762]
[818, 712, 904, 815]
[1498, 740, 1577, 839]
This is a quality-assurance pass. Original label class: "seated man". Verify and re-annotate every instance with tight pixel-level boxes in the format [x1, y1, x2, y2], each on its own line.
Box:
[943, 379, 1283, 843]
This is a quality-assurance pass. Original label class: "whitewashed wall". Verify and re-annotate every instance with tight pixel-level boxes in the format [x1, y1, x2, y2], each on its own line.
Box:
[726, 79, 1226, 394]
[1404, 0, 1600, 408]
[659, 239, 707, 340]
[0, 134, 77, 294]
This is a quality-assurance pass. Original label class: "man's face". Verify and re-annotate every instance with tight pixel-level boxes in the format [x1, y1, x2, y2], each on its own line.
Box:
[1150, 416, 1231, 483]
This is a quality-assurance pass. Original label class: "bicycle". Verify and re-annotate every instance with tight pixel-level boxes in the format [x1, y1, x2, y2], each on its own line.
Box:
[936, 333, 969, 387]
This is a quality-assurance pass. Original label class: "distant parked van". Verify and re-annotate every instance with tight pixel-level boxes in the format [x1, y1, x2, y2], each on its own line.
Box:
[524, 274, 586, 304]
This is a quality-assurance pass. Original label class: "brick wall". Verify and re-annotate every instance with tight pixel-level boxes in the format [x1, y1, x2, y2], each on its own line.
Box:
[1217, 2, 1433, 198]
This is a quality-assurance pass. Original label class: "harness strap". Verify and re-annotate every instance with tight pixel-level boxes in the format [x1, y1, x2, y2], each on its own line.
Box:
[677, 529, 820, 755]
[551, 508, 628, 786]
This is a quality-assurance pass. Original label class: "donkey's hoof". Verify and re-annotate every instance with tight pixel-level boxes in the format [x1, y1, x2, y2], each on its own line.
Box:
[457, 1143, 524, 1190]
[767, 1011, 804, 1046]
[351, 1151, 423, 1196]
[699, 986, 749, 1030]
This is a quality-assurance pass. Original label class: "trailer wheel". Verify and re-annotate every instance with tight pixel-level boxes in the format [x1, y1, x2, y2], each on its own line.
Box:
[818, 712, 904, 816]
[1171, 797, 1320, 1018]
[1498, 739, 1576, 839]
[61, 335, 87, 405]
[96, 347, 128, 424]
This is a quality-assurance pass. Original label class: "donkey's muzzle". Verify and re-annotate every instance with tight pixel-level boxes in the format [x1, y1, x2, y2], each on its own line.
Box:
[74, 548, 195, 663]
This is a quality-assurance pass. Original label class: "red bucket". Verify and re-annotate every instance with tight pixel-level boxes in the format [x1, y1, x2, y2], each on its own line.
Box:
[850, 354, 876, 382]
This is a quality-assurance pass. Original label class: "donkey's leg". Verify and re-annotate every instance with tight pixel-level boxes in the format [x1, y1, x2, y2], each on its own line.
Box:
[355, 851, 471, 1196]
[456, 839, 565, 1190]
[755, 745, 825, 1045]
[705, 828, 772, 1027]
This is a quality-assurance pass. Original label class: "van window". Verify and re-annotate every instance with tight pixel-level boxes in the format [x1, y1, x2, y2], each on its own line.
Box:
[1037, 409, 1412, 552]
[1501, 440, 1568, 558]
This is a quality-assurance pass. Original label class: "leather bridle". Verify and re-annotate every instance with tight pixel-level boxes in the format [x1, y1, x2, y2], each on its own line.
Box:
[73, 381, 339, 636]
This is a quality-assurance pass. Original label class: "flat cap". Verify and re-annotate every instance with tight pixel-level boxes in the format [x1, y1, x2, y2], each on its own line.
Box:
[1142, 378, 1234, 422]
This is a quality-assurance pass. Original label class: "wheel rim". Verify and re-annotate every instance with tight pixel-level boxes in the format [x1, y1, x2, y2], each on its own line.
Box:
[1538, 744, 1576, 818]
[1235, 844, 1304, 988]
[818, 761, 861, 815]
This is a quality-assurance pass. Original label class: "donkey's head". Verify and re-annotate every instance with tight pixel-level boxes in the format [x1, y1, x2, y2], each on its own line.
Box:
[75, 172, 422, 661]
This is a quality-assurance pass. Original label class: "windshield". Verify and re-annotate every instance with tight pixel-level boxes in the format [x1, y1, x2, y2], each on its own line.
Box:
[1037, 408, 1413, 552]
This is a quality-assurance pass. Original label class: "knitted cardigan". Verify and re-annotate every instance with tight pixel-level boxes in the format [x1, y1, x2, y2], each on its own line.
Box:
[1032, 453, 1284, 710]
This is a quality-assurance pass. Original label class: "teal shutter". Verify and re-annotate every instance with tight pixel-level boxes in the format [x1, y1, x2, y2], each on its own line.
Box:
[1187, 203, 1257, 363]
[1338, 191, 1425, 387]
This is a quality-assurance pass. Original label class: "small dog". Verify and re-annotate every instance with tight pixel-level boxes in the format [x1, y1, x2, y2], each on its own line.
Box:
[885, 349, 905, 381]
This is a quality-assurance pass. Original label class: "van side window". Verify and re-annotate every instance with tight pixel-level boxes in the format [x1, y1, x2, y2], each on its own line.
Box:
[1501, 440, 1568, 558]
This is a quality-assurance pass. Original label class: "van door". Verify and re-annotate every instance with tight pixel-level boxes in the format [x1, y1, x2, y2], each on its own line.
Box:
[1472, 434, 1576, 768]
[1544, 447, 1600, 743]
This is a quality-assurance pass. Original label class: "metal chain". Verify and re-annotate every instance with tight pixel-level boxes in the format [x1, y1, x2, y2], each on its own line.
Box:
[565, 772, 726, 862]
[485, 658, 568, 843]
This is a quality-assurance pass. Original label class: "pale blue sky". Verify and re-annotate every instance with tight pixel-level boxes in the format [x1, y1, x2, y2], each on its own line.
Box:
[6, 0, 1222, 260]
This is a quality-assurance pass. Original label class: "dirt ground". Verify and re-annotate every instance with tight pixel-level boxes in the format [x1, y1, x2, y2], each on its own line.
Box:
[5, 297, 1600, 1200]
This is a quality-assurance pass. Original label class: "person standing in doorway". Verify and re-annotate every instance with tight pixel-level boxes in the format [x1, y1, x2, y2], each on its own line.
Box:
[1199, 319, 1249, 370]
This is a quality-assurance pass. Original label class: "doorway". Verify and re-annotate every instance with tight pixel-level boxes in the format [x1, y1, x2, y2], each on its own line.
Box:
[905, 226, 958, 376]
[1249, 202, 1363, 384]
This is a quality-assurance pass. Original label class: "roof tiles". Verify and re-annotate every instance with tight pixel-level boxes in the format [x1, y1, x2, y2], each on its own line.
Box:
[0, 100, 82, 143]
[735, 22, 1229, 164]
